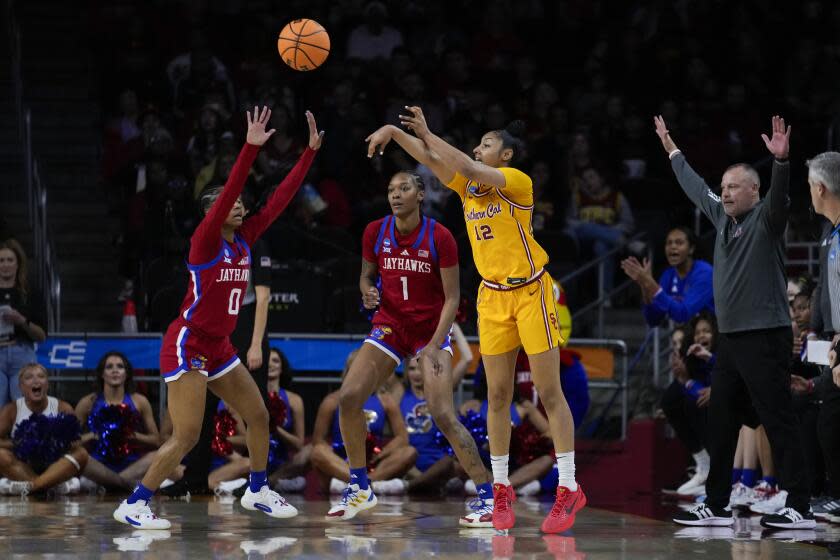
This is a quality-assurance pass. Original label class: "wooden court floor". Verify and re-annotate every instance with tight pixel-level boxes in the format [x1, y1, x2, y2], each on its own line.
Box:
[0, 494, 835, 558]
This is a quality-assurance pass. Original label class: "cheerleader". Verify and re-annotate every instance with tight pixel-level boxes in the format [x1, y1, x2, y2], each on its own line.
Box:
[0, 364, 87, 494]
[310, 351, 416, 495]
[75, 352, 161, 490]
[265, 348, 309, 492]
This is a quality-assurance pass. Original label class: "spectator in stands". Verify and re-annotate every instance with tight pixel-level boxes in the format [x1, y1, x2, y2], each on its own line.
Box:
[660, 312, 717, 497]
[0, 364, 88, 495]
[346, 2, 404, 61]
[75, 352, 160, 491]
[622, 226, 714, 326]
[566, 165, 635, 297]
[186, 103, 226, 177]
[167, 32, 235, 117]
[786, 285, 825, 499]
[530, 161, 559, 232]
[255, 105, 304, 191]
[0, 239, 47, 407]
[102, 89, 143, 184]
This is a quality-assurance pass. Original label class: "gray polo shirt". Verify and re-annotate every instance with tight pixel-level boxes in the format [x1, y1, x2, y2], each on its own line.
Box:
[670, 153, 791, 334]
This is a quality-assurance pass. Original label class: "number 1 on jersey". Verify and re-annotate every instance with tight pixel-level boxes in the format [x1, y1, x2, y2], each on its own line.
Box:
[400, 276, 408, 300]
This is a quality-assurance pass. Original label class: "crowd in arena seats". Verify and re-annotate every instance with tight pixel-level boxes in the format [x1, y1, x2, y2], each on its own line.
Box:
[85, 0, 840, 331]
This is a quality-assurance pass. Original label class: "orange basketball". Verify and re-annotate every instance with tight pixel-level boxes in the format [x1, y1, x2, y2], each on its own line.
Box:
[277, 19, 330, 71]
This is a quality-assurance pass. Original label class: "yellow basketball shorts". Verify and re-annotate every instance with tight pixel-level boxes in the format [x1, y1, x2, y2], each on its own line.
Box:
[476, 270, 564, 356]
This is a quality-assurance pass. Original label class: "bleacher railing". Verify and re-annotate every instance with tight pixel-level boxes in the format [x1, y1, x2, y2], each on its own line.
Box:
[557, 232, 651, 339]
[37, 332, 630, 439]
[7, 0, 61, 331]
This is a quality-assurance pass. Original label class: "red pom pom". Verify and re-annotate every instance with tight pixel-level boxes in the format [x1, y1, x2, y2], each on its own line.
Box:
[511, 421, 554, 467]
[211, 409, 237, 457]
[267, 392, 288, 431]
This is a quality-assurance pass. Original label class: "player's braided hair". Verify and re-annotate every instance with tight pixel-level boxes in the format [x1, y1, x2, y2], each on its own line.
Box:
[198, 185, 225, 216]
[494, 120, 526, 164]
[401, 171, 425, 191]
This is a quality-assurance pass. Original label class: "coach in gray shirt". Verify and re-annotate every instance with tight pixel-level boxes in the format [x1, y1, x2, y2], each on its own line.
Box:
[658, 116, 814, 530]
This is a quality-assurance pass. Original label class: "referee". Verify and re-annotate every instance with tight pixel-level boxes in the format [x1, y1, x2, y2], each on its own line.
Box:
[655, 115, 815, 530]
[805, 152, 840, 523]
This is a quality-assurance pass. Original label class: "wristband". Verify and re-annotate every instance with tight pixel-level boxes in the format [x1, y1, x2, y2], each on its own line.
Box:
[668, 149, 682, 160]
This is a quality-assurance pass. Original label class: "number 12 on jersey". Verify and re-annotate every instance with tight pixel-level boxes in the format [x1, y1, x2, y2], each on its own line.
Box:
[474, 224, 493, 241]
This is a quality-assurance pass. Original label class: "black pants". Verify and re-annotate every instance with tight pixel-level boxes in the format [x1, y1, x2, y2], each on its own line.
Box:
[181, 303, 269, 485]
[705, 327, 809, 511]
[661, 379, 708, 454]
[819, 377, 840, 498]
[793, 395, 824, 496]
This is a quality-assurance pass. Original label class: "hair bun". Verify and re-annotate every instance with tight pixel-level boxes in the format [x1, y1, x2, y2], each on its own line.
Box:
[505, 120, 526, 138]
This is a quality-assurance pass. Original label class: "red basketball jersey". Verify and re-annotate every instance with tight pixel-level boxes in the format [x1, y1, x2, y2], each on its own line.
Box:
[362, 215, 458, 327]
[179, 234, 252, 337]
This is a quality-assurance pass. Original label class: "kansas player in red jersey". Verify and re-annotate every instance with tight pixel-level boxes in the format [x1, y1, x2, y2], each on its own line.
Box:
[114, 106, 323, 529]
[326, 171, 494, 526]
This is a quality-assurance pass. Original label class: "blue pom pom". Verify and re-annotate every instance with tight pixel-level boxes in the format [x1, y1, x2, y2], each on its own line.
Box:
[88, 404, 139, 464]
[13, 413, 81, 473]
[434, 410, 490, 466]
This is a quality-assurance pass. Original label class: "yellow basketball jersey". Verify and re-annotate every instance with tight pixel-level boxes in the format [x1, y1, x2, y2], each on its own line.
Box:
[447, 167, 549, 287]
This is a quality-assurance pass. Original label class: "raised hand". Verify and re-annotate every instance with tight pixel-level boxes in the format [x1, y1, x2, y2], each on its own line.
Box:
[761, 115, 791, 160]
[620, 257, 651, 283]
[399, 106, 431, 139]
[687, 343, 712, 362]
[365, 125, 394, 158]
[306, 110, 325, 150]
[653, 115, 678, 154]
[246, 106, 276, 146]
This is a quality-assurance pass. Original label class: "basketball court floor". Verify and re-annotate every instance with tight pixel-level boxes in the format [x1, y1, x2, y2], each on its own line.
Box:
[0, 494, 835, 558]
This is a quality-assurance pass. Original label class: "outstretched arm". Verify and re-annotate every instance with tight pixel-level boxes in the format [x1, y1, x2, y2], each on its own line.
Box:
[654, 115, 724, 225]
[238, 111, 323, 245]
[190, 106, 275, 264]
[399, 106, 508, 188]
[761, 115, 792, 234]
[366, 124, 455, 186]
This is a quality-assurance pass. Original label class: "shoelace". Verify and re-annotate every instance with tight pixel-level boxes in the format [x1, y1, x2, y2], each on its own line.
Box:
[549, 489, 571, 517]
[776, 507, 803, 521]
[688, 503, 709, 514]
[495, 489, 510, 513]
[338, 487, 357, 506]
[267, 490, 289, 506]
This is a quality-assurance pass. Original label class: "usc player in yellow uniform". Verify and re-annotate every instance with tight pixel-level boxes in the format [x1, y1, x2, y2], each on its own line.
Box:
[365, 107, 585, 533]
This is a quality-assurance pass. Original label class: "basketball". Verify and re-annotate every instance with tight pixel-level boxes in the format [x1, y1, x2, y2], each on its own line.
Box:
[277, 19, 330, 71]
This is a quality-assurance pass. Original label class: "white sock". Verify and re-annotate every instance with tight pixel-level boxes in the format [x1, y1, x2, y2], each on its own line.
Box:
[693, 449, 710, 473]
[490, 454, 510, 486]
[556, 451, 578, 491]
